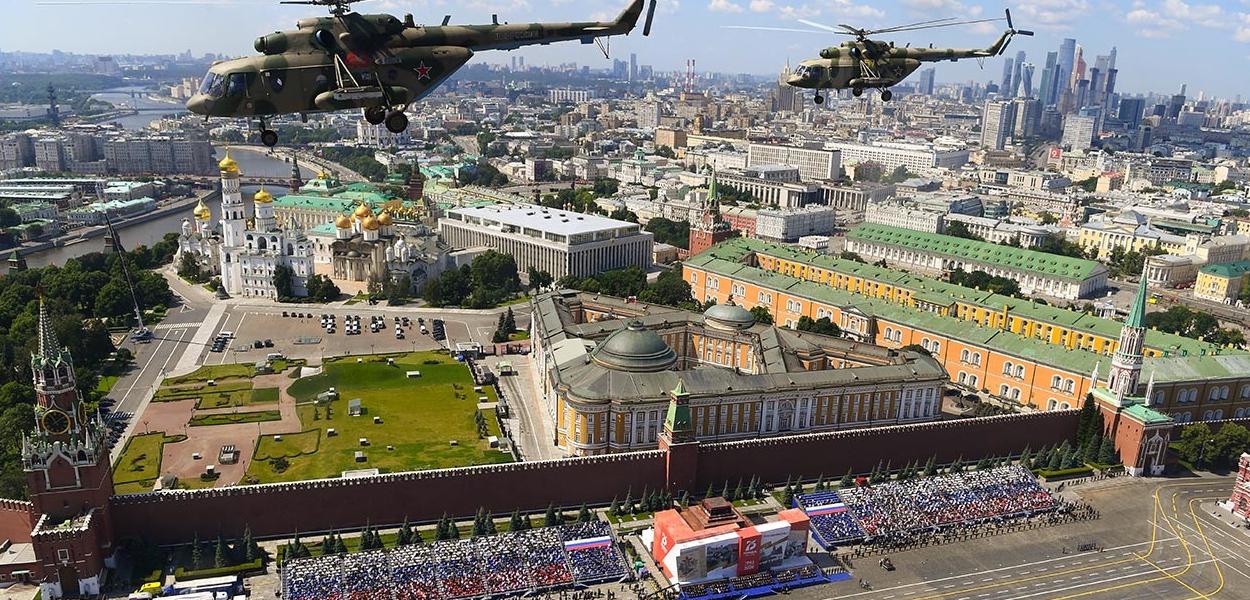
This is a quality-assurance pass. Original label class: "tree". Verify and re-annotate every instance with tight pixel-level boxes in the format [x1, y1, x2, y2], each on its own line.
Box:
[644, 217, 691, 249]
[638, 267, 695, 308]
[781, 484, 795, 507]
[578, 503, 592, 523]
[1084, 434, 1102, 463]
[191, 532, 203, 567]
[0, 208, 20, 228]
[1076, 394, 1100, 448]
[1038, 211, 1060, 225]
[749, 305, 774, 324]
[945, 221, 985, 241]
[242, 524, 258, 562]
[215, 534, 240, 567]
[177, 252, 206, 283]
[545, 504, 558, 526]
[1097, 435, 1118, 465]
[527, 267, 554, 292]
[680, 491, 690, 507]
[1212, 423, 1250, 467]
[609, 206, 639, 223]
[796, 316, 842, 337]
[274, 264, 295, 299]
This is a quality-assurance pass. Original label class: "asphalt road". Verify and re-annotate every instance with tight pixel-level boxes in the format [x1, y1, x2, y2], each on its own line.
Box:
[795, 475, 1250, 600]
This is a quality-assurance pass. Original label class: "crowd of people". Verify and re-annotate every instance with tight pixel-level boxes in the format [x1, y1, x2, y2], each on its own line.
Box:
[676, 565, 828, 599]
[798, 466, 1058, 549]
[283, 522, 628, 600]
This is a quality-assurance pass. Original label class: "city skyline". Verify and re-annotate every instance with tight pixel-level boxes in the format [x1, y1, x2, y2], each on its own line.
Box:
[3, 0, 1250, 99]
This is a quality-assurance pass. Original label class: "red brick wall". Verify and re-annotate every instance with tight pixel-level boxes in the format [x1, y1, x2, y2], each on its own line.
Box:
[108, 412, 1080, 545]
[0, 499, 34, 544]
[110, 452, 668, 545]
[695, 411, 1080, 486]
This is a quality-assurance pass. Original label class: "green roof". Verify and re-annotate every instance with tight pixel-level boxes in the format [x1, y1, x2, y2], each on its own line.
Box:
[689, 238, 1228, 361]
[1146, 353, 1250, 383]
[1126, 276, 1148, 329]
[847, 224, 1105, 282]
[1122, 403, 1173, 425]
[274, 194, 361, 213]
[1198, 260, 1250, 279]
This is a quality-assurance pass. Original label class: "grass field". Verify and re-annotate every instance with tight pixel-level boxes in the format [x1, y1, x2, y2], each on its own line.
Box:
[190, 410, 282, 427]
[246, 351, 511, 483]
[95, 375, 120, 395]
[113, 432, 186, 495]
[167, 364, 255, 384]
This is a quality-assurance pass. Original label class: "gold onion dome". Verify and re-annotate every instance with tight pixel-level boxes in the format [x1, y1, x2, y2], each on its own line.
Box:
[335, 214, 352, 228]
[317, 170, 330, 180]
[218, 150, 239, 173]
[193, 199, 211, 220]
[362, 215, 381, 231]
[353, 202, 373, 220]
[377, 211, 393, 226]
[253, 187, 273, 203]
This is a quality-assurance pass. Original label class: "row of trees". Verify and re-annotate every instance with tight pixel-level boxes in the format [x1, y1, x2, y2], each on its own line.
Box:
[1175, 422, 1250, 469]
[320, 146, 387, 182]
[557, 266, 696, 311]
[187, 527, 261, 570]
[491, 307, 518, 343]
[422, 250, 521, 308]
[1144, 305, 1245, 347]
[948, 268, 1022, 297]
[644, 217, 691, 250]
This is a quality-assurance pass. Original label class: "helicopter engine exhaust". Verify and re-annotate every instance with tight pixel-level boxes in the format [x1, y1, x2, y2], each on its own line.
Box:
[255, 33, 290, 55]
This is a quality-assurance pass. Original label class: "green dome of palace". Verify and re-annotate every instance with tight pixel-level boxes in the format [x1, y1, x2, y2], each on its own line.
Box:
[591, 320, 677, 373]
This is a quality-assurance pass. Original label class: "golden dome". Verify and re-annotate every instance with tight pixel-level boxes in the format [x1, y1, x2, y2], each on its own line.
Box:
[362, 215, 381, 231]
[317, 170, 330, 180]
[353, 202, 373, 220]
[218, 150, 239, 173]
[193, 199, 211, 220]
[377, 211, 393, 226]
[253, 187, 273, 203]
[335, 214, 352, 228]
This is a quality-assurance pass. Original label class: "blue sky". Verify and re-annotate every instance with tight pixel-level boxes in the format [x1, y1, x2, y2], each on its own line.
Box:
[5, 0, 1250, 99]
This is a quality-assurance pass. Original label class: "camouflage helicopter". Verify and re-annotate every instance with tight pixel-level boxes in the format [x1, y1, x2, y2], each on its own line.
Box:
[185, 0, 658, 146]
[730, 10, 1032, 104]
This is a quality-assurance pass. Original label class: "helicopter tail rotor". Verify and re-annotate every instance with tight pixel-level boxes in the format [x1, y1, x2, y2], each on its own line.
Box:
[643, 0, 657, 36]
[1005, 9, 1034, 37]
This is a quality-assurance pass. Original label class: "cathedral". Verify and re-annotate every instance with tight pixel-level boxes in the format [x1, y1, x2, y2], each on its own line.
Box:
[307, 199, 444, 294]
[178, 151, 315, 299]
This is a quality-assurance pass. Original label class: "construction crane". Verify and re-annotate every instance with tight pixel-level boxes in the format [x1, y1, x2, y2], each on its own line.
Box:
[102, 212, 152, 342]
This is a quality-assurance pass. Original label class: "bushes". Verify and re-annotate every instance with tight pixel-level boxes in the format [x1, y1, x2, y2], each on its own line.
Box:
[173, 558, 264, 580]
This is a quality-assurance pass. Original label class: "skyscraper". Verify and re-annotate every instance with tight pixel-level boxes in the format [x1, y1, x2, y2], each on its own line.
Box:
[1118, 97, 1145, 130]
[1039, 51, 1059, 106]
[1009, 50, 1025, 98]
[918, 68, 936, 96]
[1013, 97, 1041, 138]
[1019, 63, 1035, 98]
[629, 53, 638, 82]
[1058, 39, 1076, 89]
[1061, 113, 1097, 151]
[1000, 58, 1014, 96]
[981, 99, 1016, 150]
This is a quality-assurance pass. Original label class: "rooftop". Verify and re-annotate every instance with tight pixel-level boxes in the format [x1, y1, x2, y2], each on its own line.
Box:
[447, 204, 642, 237]
[1199, 260, 1250, 279]
[848, 224, 1105, 282]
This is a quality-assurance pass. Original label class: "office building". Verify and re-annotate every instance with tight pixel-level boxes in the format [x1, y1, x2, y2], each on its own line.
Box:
[981, 100, 1016, 150]
[1061, 114, 1097, 151]
[439, 204, 653, 280]
[917, 68, 935, 96]
[825, 141, 969, 172]
[747, 143, 841, 181]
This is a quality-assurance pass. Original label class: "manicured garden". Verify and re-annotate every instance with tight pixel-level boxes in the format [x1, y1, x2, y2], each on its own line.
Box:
[112, 432, 187, 495]
[245, 351, 511, 484]
[190, 410, 282, 427]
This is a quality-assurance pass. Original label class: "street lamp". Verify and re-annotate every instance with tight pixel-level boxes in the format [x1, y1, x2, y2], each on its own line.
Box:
[1198, 437, 1217, 468]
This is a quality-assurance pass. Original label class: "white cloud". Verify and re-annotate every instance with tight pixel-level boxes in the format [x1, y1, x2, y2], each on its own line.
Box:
[1238, 12, 1250, 42]
[1016, 0, 1091, 30]
[708, 0, 744, 12]
[749, 0, 775, 11]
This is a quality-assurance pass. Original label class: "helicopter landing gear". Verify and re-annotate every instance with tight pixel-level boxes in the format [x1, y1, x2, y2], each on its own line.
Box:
[364, 106, 386, 125]
[814, 93, 824, 105]
[384, 110, 409, 134]
[255, 117, 278, 148]
[852, 87, 863, 97]
[880, 89, 893, 102]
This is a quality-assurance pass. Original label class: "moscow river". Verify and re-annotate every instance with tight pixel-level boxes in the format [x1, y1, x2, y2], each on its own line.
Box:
[11, 147, 317, 270]
[90, 86, 188, 130]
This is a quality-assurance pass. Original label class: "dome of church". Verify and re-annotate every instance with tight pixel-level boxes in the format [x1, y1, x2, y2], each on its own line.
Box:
[335, 214, 352, 228]
[353, 203, 373, 220]
[253, 187, 273, 203]
[362, 215, 381, 231]
[218, 151, 239, 173]
[591, 320, 677, 373]
[377, 211, 393, 226]
[193, 199, 211, 221]
[704, 301, 755, 330]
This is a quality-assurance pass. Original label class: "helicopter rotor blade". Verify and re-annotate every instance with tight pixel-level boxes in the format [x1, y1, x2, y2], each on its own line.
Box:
[796, 19, 841, 32]
[865, 16, 958, 34]
[1005, 8, 1014, 29]
[870, 16, 1004, 35]
[721, 25, 841, 34]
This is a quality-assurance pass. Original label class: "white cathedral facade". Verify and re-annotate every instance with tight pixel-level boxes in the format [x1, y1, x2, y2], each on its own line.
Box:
[178, 151, 314, 299]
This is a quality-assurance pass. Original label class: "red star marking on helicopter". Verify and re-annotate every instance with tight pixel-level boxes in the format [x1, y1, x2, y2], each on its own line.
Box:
[415, 62, 433, 80]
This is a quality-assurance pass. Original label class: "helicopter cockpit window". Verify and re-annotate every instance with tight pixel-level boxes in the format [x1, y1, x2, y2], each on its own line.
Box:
[198, 73, 225, 99]
[226, 73, 248, 97]
[807, 66, 825, 80]
[263, 70, 286, 93]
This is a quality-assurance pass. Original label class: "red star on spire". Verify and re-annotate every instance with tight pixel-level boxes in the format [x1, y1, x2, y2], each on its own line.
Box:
[415, 62, 433, 80]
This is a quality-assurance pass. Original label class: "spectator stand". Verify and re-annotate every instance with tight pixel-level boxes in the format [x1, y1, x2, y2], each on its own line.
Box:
[677, 565, 835, 600]
[797, 466, 1059, 551]
[281, 522, 629, 600]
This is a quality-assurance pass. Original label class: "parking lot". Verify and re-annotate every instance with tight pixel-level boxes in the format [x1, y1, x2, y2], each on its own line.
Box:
[194, 308, 456, 366]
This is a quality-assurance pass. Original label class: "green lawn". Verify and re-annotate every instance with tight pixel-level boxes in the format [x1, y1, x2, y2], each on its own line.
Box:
[249, 387, 280, 404]
[508, 331, 530, 342]
[166, 364, 255, 384]
[190, 410, 282, 427]
[95, 375, 120, 395]
[254, 429, 321, 460]
[248, 351, 511, 483]
[113, 432, 186, 495]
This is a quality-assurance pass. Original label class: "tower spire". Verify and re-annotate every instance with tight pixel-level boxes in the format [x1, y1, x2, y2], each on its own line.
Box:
[1126, 274, 1149, 329]
[36, 295, 60, 360]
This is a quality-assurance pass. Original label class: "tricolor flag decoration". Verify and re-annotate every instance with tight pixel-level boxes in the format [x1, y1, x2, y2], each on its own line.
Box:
[805, 502, 848, 516]
[564, 536, 612, 551]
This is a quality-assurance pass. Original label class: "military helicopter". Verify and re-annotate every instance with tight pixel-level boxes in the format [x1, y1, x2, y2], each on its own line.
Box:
[183, 0, 658, 146]
[730, 9, 1032, 104]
